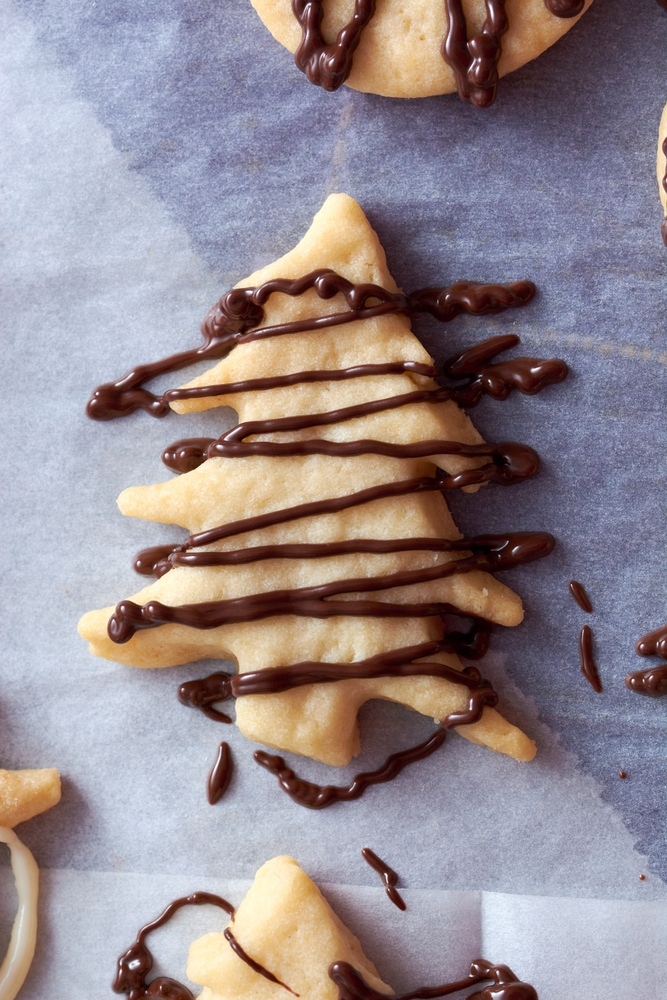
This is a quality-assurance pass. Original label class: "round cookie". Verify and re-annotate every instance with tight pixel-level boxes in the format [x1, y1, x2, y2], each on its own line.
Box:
[658, 101, 667, 245]
[251, 0, 595, 101]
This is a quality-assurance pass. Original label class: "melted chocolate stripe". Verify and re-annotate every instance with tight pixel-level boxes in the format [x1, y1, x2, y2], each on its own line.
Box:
[181, 477, 446, 549]
[442, 0, 508, 109]
[290, 0, 580, 102]
[292, 0, 377, 91]
[163, 362, 439, 403]
[361, 848, 406, 911]
[142, 532, 548, 577]
[141, 532, 551, 593]
[544, 0, 584, 16]
[207, 742, 233, 804]
[166, 435, 539, 486]
[224, 928, 299, 995]
[254, 686, 495, 809]
[177, 628, 491, 718]
[568, 580, 592, 613]
[330, 959, 538, 1000]
[578, 624, 602, 693]
[87, 270, 535, 421]
[112, 891, 235, 999]
[186, 662, 484, 705]
[110, 534, 553, 644]
[635, 625, 667, 659]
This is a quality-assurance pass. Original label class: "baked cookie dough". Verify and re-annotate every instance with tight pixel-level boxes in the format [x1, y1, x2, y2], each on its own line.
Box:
[0, 766, 61, 1000]
[251, 0, 594, 102]
[658, 100, 667, 244]
[79, 193, 539, 769]
[118, 855, 538, 999]
[188, 856, 391, 1000]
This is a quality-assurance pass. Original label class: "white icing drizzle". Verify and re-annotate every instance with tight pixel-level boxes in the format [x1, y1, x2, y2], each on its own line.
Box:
[0, 826, 39, 1000]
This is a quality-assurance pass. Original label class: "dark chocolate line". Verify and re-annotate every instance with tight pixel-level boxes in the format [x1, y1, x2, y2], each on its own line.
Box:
[163, 361, 439, 403]
[224, 928, 299, 995]
[361, 848, 406, 911]
[292, 0, 377, 91]
[207, 742, 233, 804]
[177, 627, 491, 721]
[253, 686, 495, 809]
[441, 0, 508, 108]
[568, 580, 592, 613]
[289, 0, 580, 103]
[544, 0, 585, 16]
[635, 624, 667, 658]
[578, 624, 602, 693]
[112, 891, 235, 999]
[329, 958, 538, 1000]
[86, 270, 535, 421]
[140, 531, 550, 578]
[109, 530, 553, 645]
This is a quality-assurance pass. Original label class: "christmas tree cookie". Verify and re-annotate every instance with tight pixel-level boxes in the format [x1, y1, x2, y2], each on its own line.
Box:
[79, 194, 560, 769]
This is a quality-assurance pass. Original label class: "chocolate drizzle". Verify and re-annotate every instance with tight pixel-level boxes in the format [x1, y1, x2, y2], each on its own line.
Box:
[224, 928, 299, 995]
[178, 631, 490, 716]
[361, 847, 406, 910]
[578, 625, 601, 693]
[625, 625, 667, 697]
[288, 0, 582, 105]
[330, 958, 538, 1000]
[110, 531, 553, 644]
[207, 742, 233, 803]
[114, 893, 538, 1000]
[442, 0, 508, 108]
[292, 0, 376, 91]
[157, 332, 565, 475]
[86, 271, 536, 421]
[254, 683, 496, 809]
[141, 529, 552, 584]
[112, 891, 235, 999]
[568, 580, 592, 613]
[93, 264, 565, 804]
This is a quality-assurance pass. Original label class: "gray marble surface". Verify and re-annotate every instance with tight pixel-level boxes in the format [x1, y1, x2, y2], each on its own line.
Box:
[1, 0, 666, 996]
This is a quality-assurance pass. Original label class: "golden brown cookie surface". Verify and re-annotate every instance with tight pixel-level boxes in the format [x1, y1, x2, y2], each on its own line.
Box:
[79, 194, 538, 768]
[252, 0, 594, 99]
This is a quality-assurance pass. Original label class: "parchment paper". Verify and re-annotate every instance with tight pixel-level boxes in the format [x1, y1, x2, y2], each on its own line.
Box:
[1, 0, 666, 997]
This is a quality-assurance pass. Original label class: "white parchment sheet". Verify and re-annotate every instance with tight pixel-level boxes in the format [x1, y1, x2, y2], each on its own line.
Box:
[1, 1, 666, 997]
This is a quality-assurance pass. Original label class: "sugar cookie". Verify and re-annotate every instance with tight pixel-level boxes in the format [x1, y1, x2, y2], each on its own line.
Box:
[252, 0, 594, 103]
[658, 100, 667, 244]
[80, 195, 569, 791]
[113, 856, 538, 1000]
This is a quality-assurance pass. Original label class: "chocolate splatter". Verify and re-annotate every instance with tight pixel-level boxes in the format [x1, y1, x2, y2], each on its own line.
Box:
[112, 891, 234, 999]
[207, 742, 233, 804]
[361, 847, 406, 910]
[625, 625, 667, 697]
[254, 684, 496, 809]
[578, 624, 602, 693]
[568, 580, 592, 613]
